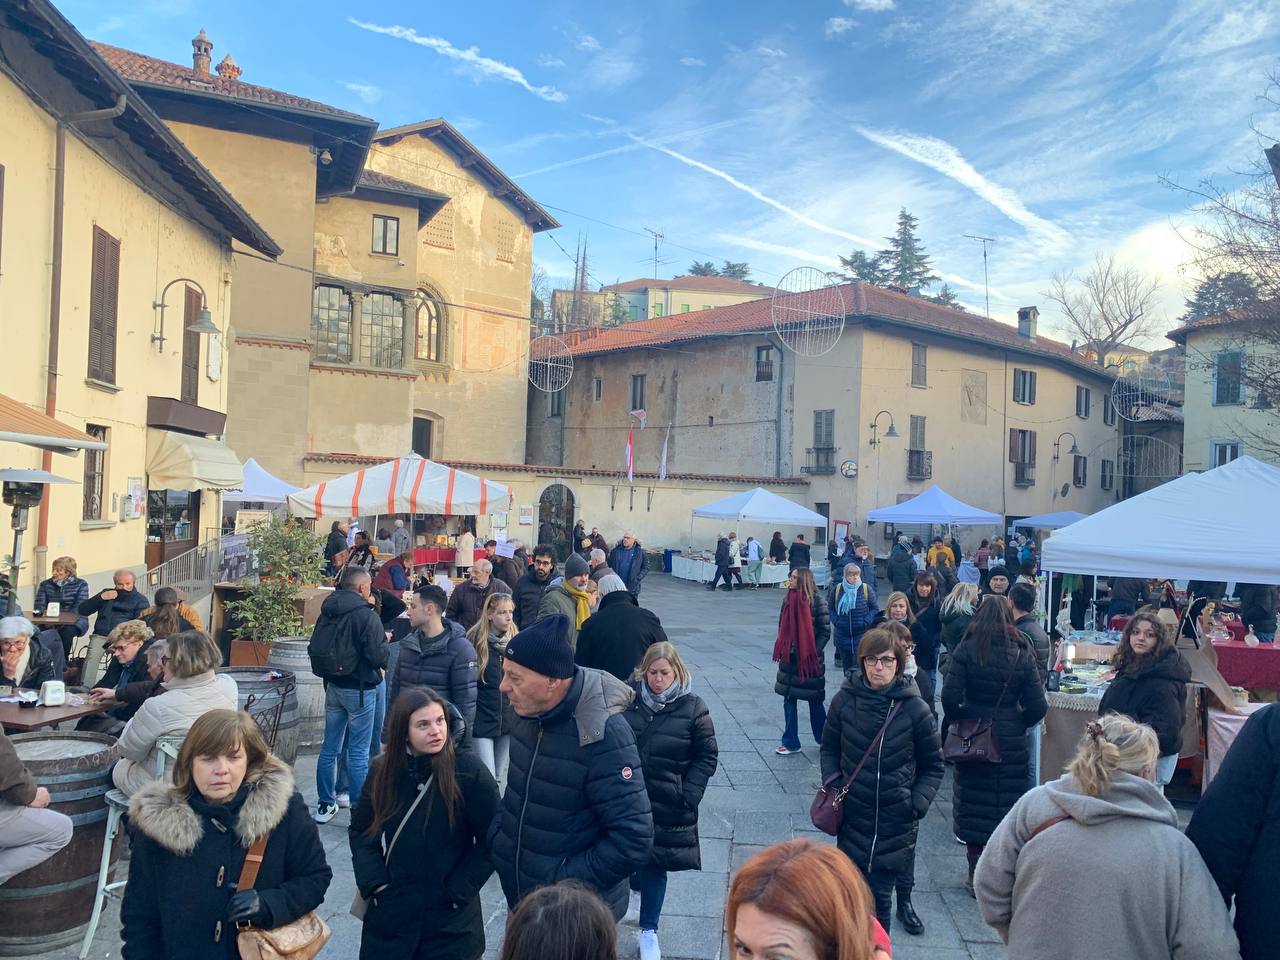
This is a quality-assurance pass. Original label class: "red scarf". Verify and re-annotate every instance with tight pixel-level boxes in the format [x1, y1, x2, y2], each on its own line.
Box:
[773, 587, 820, 679]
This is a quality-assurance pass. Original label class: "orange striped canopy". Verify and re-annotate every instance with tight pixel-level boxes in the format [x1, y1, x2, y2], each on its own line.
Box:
[286, 454, 511, 519]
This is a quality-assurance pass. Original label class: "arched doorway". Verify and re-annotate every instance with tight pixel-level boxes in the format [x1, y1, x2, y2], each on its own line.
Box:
[537, 484, 576, 560]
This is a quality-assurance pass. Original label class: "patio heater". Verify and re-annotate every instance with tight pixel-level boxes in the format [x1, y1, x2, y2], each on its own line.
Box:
[1, 470, 76, 616]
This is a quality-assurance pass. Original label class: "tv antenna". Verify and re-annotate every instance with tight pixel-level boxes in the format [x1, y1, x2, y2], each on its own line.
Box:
[644, 227, 664, 279]
[965, 235, 995, 318]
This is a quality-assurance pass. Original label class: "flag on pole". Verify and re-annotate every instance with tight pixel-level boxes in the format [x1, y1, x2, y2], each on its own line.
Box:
[658, 423, 671, 481]
[626, 427, 634, 482]
[630, 408, 648, 429]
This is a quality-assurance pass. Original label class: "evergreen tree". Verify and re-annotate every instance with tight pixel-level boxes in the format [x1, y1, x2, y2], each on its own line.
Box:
[720, 261, 751, 280]
[1180, 271, 1258, 323]
[688, 260, 719, 276]
[928, 283, 961, 308]
[879, 208, 940, 290]
[838, 250, 889, 285]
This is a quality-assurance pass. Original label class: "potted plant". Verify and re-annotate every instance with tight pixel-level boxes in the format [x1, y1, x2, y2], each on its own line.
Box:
[224, 516, 325, 665]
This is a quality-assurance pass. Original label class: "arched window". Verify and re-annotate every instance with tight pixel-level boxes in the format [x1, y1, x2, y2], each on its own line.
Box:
[414, 287, 446, 363]
[361, 292, 404, 368]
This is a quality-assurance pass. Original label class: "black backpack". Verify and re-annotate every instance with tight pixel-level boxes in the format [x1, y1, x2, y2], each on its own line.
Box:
[307, 612, 363, 682]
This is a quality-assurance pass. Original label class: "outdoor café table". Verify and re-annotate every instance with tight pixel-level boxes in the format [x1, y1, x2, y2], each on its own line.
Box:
[1212, 638, 1280, 691]
[29, 611, 80, 630]
[0, 699, 103, 732]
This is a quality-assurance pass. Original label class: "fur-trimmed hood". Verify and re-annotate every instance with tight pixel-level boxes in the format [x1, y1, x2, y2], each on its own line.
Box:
[128, 755, 294, 855]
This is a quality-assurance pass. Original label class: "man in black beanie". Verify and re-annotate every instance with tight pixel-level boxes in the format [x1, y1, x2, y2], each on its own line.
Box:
[535, 549, 595, 649]
[491, 613, 653, 921]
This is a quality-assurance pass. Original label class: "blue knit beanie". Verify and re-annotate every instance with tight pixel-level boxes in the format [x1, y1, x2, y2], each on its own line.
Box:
[505, 613, 575, 679]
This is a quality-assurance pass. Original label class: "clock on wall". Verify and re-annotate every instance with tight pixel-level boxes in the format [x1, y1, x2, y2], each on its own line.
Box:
[839, 459, 858, 478]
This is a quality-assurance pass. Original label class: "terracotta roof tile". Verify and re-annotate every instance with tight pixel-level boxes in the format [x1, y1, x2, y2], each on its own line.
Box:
[604, 275, 774, 295]
[356, 170, 447, 201]
[91, 41, 372, 121]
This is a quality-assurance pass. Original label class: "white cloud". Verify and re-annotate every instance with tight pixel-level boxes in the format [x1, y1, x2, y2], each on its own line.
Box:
[537, 54, 566, 68]
[577, 34, 601, 51]
[825, 17, 857, 38]
[855, 125, 1071, 249]
[582, 113, 617, 126]
[756, 45, 787, 58]
[845, 0, 895, 10]
[341, 82, 383, 105]
[518, 117, 744, 178]
[713, 234, 844, 273]
[680, 56, 706, 67]
[586, 48, 641, 88]
[349, 19, 568, 103]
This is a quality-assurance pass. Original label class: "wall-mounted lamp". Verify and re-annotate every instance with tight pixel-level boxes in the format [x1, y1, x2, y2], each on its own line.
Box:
[1052, 431, 1080, 462]
[152, 278, 217, 351]
[868, 410, 899, 447]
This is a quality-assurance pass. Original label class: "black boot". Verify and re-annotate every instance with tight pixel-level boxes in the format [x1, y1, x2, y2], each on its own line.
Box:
[896, 894, 924, 935]
[964, 855, 978, 898]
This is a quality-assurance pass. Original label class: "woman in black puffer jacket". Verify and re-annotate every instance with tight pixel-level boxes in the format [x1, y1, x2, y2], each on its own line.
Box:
[466, 593, 518, 794]
[941, 595, 1046, 896]
[774, 567, 831, 754]
[820, 625, 942, 937]
[623, 642, 718, 958]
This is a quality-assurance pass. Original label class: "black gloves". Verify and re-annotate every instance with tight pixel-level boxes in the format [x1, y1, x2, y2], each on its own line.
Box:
[227, 889, 272, 927]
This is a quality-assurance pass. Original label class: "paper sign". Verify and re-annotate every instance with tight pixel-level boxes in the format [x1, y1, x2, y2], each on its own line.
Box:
[495, 541, 517, 558]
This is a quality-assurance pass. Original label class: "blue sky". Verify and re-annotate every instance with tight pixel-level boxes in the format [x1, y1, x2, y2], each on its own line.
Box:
[74, 0, 1280, 342]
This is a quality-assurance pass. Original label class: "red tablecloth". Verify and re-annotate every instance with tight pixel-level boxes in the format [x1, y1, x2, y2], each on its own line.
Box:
[1110, 615, 1246, 642]
[1212, 639, 1280, 691]
[412, 547, 486, 568]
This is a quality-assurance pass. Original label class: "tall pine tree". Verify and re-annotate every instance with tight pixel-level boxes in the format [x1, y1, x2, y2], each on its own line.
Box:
[1180, 271, 1258, 323]
[838, 250, 889, 285]
[928, 283, 961, 308]
[879, 208, 939, 291]
[688, 261, 718, 276]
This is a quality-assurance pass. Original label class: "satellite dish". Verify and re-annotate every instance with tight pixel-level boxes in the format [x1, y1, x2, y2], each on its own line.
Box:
[1111, 363, 1172, 422]
[528, 335, 573, 393]
[771, 267, 847, 357]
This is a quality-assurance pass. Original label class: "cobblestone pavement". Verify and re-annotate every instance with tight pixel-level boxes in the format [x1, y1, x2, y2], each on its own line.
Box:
[66, 573, 1004, 960]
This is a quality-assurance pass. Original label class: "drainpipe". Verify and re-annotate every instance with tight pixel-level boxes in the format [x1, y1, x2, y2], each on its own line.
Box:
[36, 96, 128, 574]
[770, 333, 785, 476]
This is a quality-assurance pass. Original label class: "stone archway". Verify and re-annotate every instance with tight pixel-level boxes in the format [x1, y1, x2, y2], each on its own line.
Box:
[537, 483, 576, 561]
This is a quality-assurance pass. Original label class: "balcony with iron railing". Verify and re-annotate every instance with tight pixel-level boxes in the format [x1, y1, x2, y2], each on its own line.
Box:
[803, 446, 838, 475]
[907, 449, 933, 480]
[1014, 462, 1036, 486]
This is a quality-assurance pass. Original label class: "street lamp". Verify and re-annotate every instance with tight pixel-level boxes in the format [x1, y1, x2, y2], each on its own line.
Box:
[868, 410, 899, 447]
[1052, 431, 1080, 462]
[152, 278, 217, 351]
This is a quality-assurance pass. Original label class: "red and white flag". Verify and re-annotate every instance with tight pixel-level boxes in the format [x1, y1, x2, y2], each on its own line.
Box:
[658, 423, 671, 481]
[625, 427, 635, 482]
[630, 408, 648, 429]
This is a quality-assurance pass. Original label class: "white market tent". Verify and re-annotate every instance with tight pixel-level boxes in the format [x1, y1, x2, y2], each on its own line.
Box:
[1041, 456, 1280, 584]
[287, 454, 511, 520]
[1012, 510, 1087, 530]
[691, 487, 828, 526]
[224, 458, 298, 504]
[867, 485, 1001, 525]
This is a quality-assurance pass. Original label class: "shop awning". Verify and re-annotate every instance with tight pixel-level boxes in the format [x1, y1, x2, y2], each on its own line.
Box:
[0, 392, 107, 456]
[146, 430, 243, 491]
[287, 454, 511, 519]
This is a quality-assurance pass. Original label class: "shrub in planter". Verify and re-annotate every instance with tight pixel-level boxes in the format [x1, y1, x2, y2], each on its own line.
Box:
[225, 517, 325, 653]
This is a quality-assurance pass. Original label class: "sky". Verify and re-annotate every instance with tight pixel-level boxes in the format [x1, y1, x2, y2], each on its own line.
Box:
[71, 0, 1280, 346]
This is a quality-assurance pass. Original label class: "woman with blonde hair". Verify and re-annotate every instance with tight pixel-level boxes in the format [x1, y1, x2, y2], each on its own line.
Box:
[466, 592, 517, 791]
[975, 713, 1237, 959]
[121, 709, 331, 959]
[622, 641, 718, 960]
[81, 619, 155, 733]
[727, 839, 891, 960]
[112, 630, 238, 796]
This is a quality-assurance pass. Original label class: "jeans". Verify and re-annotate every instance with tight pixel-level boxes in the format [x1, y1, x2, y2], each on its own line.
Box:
[708, 564, 732, 589]
[781, 696, 826, 750]
[474, 735, 511, 794]
[630, 864, 668, 931]
[336, 678, 386, 795]
[317, 683, 377, 807]
[1027, 721, 1043, 790]
[1154, 752, 1178, 787]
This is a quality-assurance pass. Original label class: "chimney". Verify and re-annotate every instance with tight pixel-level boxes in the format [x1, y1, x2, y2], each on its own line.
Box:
[215, 54, 242, 81]
[191, 28, 212, 78]
[1017, 305, 1039, 339]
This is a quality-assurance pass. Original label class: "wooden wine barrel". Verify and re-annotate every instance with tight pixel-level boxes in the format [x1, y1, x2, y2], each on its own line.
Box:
[265, 638, 323, 752]
[221, 667, 301, 764]
[0, 732, 119, 956]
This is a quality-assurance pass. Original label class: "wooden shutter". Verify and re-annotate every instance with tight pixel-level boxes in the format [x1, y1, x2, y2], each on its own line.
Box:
[1028, 371, 1038, 404]
[1028, 430, 1038, 465]
[1009, 428, 1018, 462]
[88, 226, 120, 383]
[181, 285, 202, 403]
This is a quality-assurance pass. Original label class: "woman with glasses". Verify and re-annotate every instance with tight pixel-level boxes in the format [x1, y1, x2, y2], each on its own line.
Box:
[0, 617, 55, 690]
[819, 625, 943, 936]
[80, 620, 156, 734]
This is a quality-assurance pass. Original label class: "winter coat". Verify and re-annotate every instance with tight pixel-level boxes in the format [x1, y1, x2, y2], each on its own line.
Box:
[575, 591, 668, 683]
[325, 529, 349, 562]
[774, 592, 831, 702]
[349, 750, 500, 960]
[308, 589, 389, 691]
[473, 634, 517, 740]
[121, 757, 331, 960]
[0, 731, 37, 805]
[977, 772, 1238, 960]
[1238, 583, 1278, 634]
[714, 537, 731, 566]
[1187, 702, 1280, 960]
[0, 640, 57, 690]
[768, 537, 787, 563]
[623, 684, 718, 872]
[940, 606, 974, 654]
[491, 556, 523, 592]
[512, 570, 553, 630]
[444, 577, 511, 633]
[607, 542, 648, 595]
[371, 558, 411, 593]
[113, 672, 239, 796]
[93, 638, 157, 724]
[911, 602, 943, 672]
[490, 668, 653, 920]
[588, 563, 615, 584]
[535, 584, 585, 650]
[828, 579, 878, 661]
[820, 673, 943, 876]
[389, 620, 479, 734]
[787, 541, 811, 570]
[34, 575, 89, 634]
[941, 631, 1047, 844]
[887, 543, 917, 592]
[141, 602, 205, 632]
[1097, 646, 1191, 757]
[392, 527, 412, 557]
[80, 588, 150, 637]
[1013, 612, 1052, 683]
[1107, 577, 1149, 613]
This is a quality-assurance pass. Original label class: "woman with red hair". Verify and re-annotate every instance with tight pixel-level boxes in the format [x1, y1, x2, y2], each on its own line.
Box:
[727, 839, 891, 960]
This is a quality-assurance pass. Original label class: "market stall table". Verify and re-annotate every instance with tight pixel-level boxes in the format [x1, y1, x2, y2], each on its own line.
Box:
[1211, 639, 1280, 691]
[670, 555, 790, 586]
[1204, 702, 1268, 790]
[0, 700, 103, 731]
[1040, 689, 1103, 785]
[412, 547, 485, 568]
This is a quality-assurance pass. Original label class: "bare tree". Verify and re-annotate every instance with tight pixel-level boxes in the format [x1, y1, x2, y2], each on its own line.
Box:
[530, 264, 552, 329]
[1043, 254, 1163, 366]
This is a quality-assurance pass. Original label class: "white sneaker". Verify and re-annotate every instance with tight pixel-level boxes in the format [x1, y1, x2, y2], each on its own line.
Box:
[623, 891, 641, 925]
[336, 792, 351, 809]
[639, 928, 661, 960]
[314, 802, 338, 824]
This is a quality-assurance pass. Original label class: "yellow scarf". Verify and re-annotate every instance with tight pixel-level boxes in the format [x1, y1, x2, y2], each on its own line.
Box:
[562, 582, 593, 629]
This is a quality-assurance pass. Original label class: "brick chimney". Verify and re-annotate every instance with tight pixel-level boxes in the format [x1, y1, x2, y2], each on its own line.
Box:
[215, 54, 242, 81]
[1017, 305, 1039, 339]
[191, 28, 212, 78]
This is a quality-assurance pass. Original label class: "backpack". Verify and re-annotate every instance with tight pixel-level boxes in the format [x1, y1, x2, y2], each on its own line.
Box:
[308, 613, 363, 682]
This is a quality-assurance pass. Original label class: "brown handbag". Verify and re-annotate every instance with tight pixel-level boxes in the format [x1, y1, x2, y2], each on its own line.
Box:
[811, 701, 901, 835]
[234, 834, 331, 960]
[943, 649, 1019, 764]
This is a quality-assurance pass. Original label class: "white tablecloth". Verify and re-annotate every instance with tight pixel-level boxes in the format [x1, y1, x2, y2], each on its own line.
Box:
[1205, 703, 1267, 791]
[670, 555, 790, 586]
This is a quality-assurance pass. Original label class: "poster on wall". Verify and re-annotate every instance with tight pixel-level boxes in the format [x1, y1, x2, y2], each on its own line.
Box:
[833, 520, 850, 549]
[125, 477, 145, 520]
[518, 505, 534, 526]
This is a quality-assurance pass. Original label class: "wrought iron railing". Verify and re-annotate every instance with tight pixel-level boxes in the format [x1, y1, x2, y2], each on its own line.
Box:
[802, 447, 837, 475]
[144, 533, 255, 604]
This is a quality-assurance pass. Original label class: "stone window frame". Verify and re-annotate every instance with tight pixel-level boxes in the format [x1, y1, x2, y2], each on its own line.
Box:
[413, 281, 451, 373]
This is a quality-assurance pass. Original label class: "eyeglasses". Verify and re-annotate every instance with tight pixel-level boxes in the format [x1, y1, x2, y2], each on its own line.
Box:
[862, 655, 898, 668]
[111, 643, 139, 653]
[0, 639, 28, 650]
